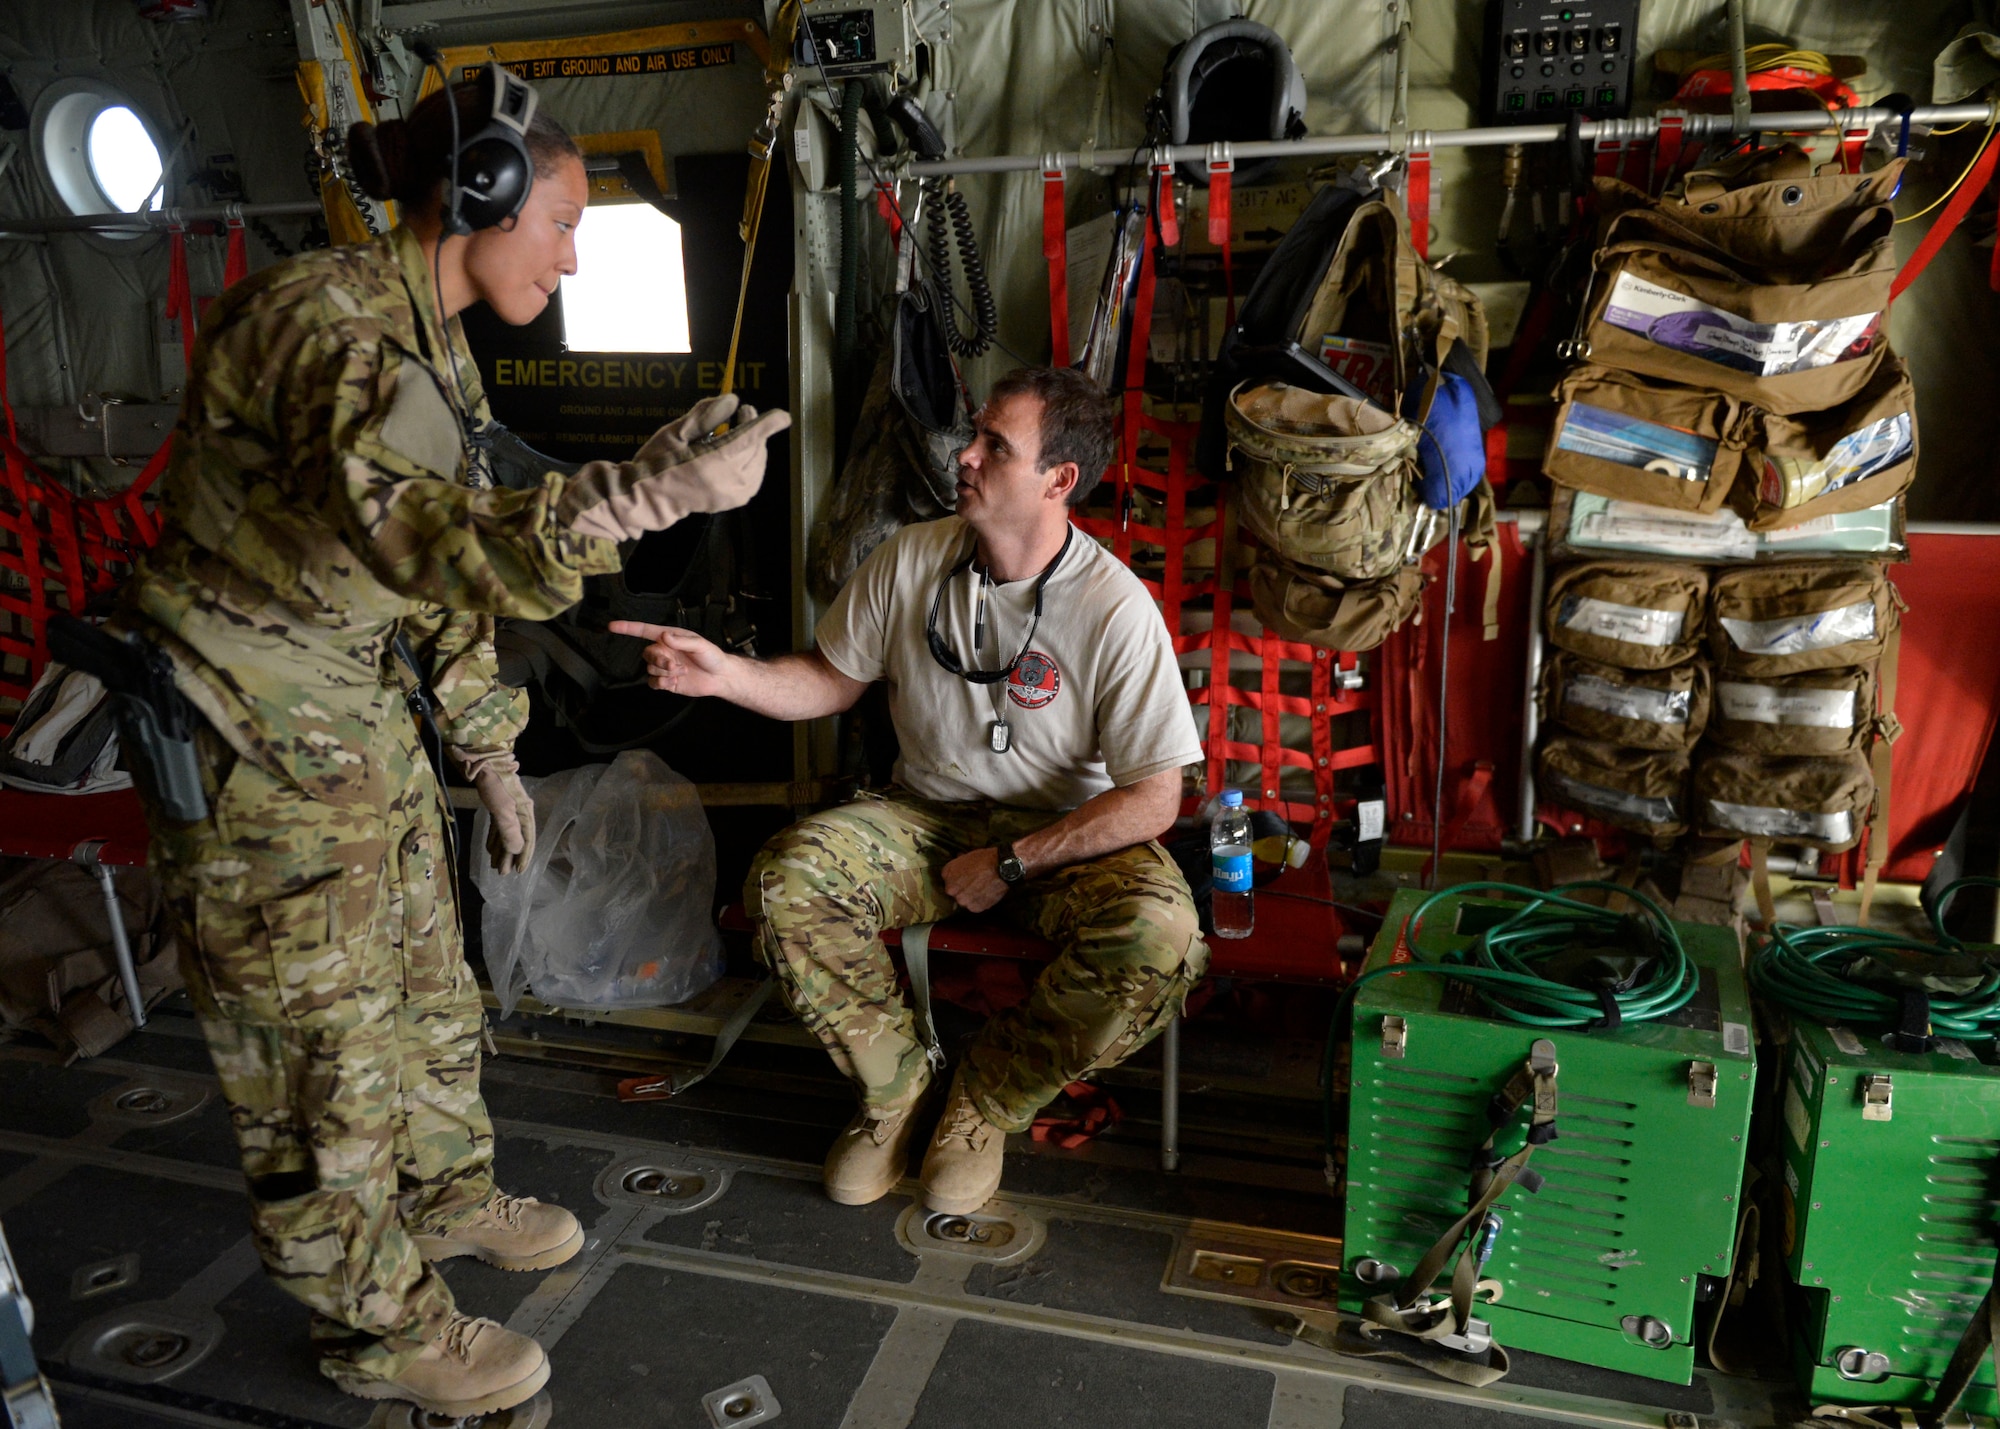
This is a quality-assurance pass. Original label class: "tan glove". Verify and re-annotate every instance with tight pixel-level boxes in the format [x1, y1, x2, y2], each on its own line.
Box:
[559, 393, 792, 543]
[450, 746, 536, 876]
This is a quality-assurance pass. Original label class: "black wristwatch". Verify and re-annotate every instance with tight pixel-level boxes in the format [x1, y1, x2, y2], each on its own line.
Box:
[995, 842, 1027, 885]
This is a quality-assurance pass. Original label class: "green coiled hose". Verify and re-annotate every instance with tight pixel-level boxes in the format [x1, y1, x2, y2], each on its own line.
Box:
[1749, 877, 2000, 1040]
[1321, 881, 1700, 1166]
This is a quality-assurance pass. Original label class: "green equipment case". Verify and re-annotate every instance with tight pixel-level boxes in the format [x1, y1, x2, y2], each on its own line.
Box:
[1340, 889, 1756, 1383]
[1778, 1016, 2000, 1415]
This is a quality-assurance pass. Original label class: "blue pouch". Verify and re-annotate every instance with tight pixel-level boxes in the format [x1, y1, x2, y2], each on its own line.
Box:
[1405, 339, 1500, 511]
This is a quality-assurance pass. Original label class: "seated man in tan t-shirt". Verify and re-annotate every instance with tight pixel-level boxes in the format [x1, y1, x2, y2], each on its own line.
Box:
[612, 366, 1207, 1216]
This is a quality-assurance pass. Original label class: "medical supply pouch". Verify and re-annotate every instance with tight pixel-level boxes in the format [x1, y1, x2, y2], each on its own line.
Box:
[1709, 562, 1898, 675]
[1709, 664, 1877, 757]
[1545, 365, 1753, 514]
[1580, 149, 1901, 415]
[1226, 380, 1425, 581]
[1248, 555, 1430, 653]
[1538, 734, 1690, 837]
[1694, 748, 1873, 851]
[1545, 560, 1709, 669]
[1542, 652, 1709, 752]
[1741, 352, 1917, 531]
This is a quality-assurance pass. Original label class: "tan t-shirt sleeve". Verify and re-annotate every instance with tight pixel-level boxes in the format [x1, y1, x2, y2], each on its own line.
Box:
[813, 530, 900, 683]
[1094, 590, 1204, 787]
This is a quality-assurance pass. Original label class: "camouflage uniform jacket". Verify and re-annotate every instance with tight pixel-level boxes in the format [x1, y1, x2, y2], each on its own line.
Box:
[121, 225, 623, 813]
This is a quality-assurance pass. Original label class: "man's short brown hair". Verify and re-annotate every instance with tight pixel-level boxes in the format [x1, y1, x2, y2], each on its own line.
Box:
[986, 367, 1119, 507]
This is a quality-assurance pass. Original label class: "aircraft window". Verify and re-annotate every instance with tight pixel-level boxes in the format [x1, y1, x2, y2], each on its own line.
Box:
[561, 202, 693, 353]
[86, 105, 165, 213]
[31, 82, 166, 234]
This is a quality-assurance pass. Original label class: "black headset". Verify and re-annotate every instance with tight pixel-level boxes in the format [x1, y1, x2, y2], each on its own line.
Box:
[411, 44, 540, 235]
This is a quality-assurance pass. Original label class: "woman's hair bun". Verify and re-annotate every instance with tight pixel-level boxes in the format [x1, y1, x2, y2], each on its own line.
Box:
[346, 119, 408, 202]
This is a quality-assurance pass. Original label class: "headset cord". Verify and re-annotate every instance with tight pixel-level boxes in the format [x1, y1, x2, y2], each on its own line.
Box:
[1320, 880, 1699, 1168]
[926, 182, 998, 358]
[1749, 877, 2000, 1040]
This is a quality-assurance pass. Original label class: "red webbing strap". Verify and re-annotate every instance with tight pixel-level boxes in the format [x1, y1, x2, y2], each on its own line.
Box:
[223, 215, 249, 289]
[1406, 147, 1431, 261]
[1042, 163, 1070, 367]
[164, 224, 196, 366]
[1110, 228, 1158, 557]
[1839, 125, 1869, 175]
[0, 309, 47, 697]
[1891, 128, 2000, 302]
[1480, 286, 1559, 492]
[1152, 153, 1180, 247]
[1207, 150, 1235, 325]
[1652, 114, 1685, 195]
[874, 178, 903, 250]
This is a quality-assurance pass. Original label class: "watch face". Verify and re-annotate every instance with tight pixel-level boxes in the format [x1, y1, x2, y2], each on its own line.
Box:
[999, 854, 1025, 883]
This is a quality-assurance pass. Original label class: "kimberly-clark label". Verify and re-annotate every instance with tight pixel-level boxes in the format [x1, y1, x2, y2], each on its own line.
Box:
[1716, 681, 1857, 729]
[1602, 271, 1881, 377]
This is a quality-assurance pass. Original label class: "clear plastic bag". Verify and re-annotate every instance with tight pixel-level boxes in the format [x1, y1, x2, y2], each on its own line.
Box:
[474, 750, 724, 1014]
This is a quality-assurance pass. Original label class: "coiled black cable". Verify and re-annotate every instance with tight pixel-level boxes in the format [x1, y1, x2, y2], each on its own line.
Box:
[926, 182, 997, 358]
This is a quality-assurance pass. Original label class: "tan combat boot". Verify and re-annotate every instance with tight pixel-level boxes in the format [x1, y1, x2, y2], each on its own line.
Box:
[920, 1069, 1007, 1215]
[413, 1193, 584, 1272]
[824, 1069, 933, 1206]
[341, 1312, 548, 1417]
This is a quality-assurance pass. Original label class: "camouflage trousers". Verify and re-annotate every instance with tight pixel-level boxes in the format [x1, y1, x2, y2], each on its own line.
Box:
[146, 719, 491, 1389]
[745, 789, 1209, 1131]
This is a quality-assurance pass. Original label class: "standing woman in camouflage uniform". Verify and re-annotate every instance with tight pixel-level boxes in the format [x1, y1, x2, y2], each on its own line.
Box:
[116, 67, 788, 1418]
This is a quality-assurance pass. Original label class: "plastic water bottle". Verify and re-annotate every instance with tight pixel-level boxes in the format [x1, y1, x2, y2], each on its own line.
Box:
[1210, 789, 1254, 939]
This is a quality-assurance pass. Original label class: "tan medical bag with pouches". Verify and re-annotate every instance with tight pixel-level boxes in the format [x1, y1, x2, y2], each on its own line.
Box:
[1248, 555, 1430, 653]
[1709, 562, 1898, 676]
[1542, 652, 1710, 751]
[1578, 148, 1901, 416]
[1694, 748, 1874, 852]
[1738, 352, 1918, 531]
[1538, 735, 1690, 838]
[1544, 365, 1753, 513]
[1545, 560, 1709, 669]
[1226, 381, 1426, 581]
[1709, 664, 1877, 757]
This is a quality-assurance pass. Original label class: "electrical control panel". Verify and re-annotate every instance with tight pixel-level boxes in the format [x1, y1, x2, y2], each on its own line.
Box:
[1482, 0, 1641, 126]
[794, 1, 911, 80]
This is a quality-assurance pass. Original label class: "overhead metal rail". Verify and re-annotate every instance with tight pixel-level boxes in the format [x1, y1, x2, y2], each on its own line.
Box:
[906, 102, 2000, 177]
[0, 201, 325, 235]
[5, 101, 1993, 230]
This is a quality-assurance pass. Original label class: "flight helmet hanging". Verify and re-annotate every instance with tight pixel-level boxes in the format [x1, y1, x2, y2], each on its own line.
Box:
[1150, 17, 1308, 188]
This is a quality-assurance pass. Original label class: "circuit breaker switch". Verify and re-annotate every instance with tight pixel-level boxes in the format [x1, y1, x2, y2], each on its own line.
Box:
[1860, 1073, 1893, 1121]
[1688, 1061, 1718, 1109]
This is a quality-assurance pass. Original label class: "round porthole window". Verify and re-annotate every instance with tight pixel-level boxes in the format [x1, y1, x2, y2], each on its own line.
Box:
[31, 80, 167, 234]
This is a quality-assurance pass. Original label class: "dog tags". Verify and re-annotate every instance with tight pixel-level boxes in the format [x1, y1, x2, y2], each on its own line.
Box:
[989, 720, 1011, 753]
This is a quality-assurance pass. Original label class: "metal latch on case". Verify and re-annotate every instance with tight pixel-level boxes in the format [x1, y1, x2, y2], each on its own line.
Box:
[1687, 1061, 1718, 1109]
[1381, 1016, 1407, 1059]
[1860, 1073, 1893, 1121]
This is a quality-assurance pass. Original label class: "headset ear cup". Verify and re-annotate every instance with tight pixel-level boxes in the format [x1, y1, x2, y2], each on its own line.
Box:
[457, 135, 533, 231]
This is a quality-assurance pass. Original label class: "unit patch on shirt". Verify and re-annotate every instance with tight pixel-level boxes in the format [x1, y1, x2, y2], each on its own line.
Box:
[1007, 651, 1062, 710]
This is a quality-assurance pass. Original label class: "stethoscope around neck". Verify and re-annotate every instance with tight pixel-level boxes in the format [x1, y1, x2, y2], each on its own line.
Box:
[924, 526, 1073, 684]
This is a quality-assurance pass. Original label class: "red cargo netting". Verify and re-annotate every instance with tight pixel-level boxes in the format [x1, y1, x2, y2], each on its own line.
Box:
[1073, 406, 1381, 849]
[0, 312, 167, 714]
